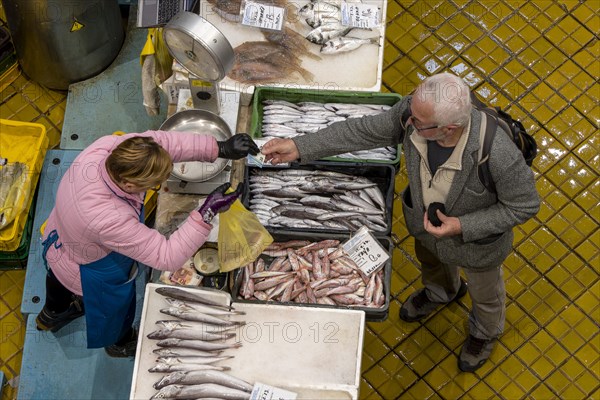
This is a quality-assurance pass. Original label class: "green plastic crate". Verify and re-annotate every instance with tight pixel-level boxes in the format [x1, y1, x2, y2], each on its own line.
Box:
[250, 87, 402, 167]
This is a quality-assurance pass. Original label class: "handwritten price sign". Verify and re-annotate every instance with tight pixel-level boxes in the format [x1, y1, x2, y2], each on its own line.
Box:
[343, 226, 390, 276]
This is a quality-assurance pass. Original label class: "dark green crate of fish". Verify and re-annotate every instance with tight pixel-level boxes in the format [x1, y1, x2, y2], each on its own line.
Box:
[232, 230, 393, 322]
[0, 196, 35, 269]
[250, 87, 402, 168]
[244, 162, 395, 237]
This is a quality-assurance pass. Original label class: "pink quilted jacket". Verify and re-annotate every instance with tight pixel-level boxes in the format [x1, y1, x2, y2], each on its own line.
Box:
[43, 131, 219, 295]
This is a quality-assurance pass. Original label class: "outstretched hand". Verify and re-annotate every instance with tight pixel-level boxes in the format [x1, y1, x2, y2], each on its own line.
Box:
[198, 182, 243, 223]
[261, 138, 300, 165]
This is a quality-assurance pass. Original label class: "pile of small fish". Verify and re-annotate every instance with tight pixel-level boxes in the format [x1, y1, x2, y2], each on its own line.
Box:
[149, 287, 253, 400]
[300, 0, 380, 53]
[249, 168, 388, 232]
[238, 239, 386, 308]
[0, 162, 28, 230]
[260, 99, 397, 161]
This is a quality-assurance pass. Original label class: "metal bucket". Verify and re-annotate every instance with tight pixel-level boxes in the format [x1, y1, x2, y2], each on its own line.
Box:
[2, 0, 124, 90]
[159, 109, 232, 182]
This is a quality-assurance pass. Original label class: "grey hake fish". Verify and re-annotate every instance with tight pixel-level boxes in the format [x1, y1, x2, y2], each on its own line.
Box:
[151, 383, 251, 400]
[155, 287, 230, 309]
[153, 370, 253, 392]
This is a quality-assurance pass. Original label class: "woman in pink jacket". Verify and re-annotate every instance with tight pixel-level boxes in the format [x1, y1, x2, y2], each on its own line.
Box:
[35, 130, 258, 357]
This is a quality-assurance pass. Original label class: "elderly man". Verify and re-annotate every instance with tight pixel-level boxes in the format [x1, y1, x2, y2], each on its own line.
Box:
[262, 72, 539, 372]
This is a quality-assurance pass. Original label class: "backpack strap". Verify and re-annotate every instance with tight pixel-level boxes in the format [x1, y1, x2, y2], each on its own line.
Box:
[477, 110, 497, 193]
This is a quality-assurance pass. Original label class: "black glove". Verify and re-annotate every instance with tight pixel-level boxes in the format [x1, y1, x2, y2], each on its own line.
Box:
[217, 134, 260, 160]
[198, 182, 244, 223]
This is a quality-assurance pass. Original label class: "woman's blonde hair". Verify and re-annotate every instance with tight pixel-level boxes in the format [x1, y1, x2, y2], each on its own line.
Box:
[106, 136, 172, 189]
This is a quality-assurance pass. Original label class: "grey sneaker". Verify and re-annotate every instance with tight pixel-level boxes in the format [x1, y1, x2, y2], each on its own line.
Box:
[399, 279, 467, 322]
[458, 334, 495, 372]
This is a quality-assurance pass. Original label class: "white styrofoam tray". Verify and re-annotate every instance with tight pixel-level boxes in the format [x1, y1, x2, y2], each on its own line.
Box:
[130, 283, 365, 399]
[199, 0, 387, 105]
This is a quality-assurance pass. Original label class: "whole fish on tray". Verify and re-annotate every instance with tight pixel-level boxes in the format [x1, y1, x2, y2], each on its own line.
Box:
[153, 370, 254, 392]
[156, 338, 242, 352]
[156, 320, 239, 333]
[147, 328, 236, 341]
[151, 383, 251, 400]
[321, 36, 380, 54]
[228, 41, 314, 84]
[238, 239, 386, 308]
[164, 298, 245, 316]
[259, 99, 396, 161]
[160, 307, 245, 326]
[248, 169, 388, 232]
[155, 287, 230, 309]
[153, 348, 225, 358]
[156, 356, 233, 365]
[149, 363, 230, 373]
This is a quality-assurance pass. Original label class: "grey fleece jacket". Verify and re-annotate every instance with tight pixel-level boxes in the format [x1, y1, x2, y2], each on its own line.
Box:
[293, 96, 540, 270]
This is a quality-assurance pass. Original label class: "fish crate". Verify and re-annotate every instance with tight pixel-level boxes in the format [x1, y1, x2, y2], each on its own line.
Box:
[249, 86, 402, 168]
[0, 193, 35, 269]
[131, 283, 365, 399]
[0, 119, 49, 252]
[200, 1, 388, 106]
[231, 230, 392, 322]
[243, 161, 395, 237]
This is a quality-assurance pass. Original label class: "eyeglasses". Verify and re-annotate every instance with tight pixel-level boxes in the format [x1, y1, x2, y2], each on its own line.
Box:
[401, 99, 442, 132]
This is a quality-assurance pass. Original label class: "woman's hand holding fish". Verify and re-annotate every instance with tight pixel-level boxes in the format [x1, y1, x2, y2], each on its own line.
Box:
[261, 138, 300, 164]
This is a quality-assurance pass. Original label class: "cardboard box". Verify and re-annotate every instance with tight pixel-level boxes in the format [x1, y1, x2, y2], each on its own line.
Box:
[130, 283, 365, 399]
[199, 0, 387, 105]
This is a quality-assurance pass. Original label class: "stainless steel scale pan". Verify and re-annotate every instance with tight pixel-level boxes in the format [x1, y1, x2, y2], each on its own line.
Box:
[159, 109, 232, 182]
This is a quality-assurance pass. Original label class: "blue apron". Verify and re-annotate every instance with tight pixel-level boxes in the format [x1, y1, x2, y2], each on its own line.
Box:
[42, 202, 144, 349]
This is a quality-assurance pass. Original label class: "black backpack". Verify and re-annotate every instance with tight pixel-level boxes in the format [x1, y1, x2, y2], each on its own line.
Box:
[471, 92, 537, 193]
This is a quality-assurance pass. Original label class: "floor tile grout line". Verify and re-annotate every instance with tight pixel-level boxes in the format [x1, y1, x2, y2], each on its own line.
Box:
[503, 296, 597, 368]
[398, 0, 599, 138]
[512, 223, 598, 274]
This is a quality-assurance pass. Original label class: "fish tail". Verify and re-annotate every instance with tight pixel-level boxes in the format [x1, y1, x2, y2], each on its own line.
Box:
[297, 66, 315, 82]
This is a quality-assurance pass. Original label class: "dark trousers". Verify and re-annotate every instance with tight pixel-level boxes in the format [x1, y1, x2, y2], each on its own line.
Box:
[44, 269, 75, 313]
[415, 240, 506, 340]
[44, 270, 134, 346]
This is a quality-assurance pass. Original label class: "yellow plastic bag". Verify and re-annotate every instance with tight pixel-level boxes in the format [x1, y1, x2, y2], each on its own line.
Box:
[218, 200, 273, 272]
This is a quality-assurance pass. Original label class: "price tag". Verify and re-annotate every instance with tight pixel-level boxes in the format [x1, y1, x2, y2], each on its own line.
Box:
[342, 226, 389, 276]
[341, 2, 381, 28]
[242, 1, 285, 31]
[250, 382, 298, 400]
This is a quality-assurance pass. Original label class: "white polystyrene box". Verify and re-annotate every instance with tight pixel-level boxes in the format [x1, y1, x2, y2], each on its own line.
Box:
[199, 0, 387, 106]
[130, 283, 365, 400]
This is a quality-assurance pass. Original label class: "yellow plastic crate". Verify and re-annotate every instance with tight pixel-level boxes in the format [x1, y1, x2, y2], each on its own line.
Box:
[0, 119, 49, 251]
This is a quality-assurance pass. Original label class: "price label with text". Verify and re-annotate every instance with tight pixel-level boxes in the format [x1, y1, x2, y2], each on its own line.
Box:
[341, 2, 381, 28]
[250, 382, 297, 400]
[242, 2, 285, 31]
[342, 226, 389, 276]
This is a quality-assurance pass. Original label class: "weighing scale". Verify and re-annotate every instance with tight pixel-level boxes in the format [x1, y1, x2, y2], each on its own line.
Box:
[162, 11, 241, 194]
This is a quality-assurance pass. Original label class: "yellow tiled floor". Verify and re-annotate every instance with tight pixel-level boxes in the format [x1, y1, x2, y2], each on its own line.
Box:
[1, 1, 599, 399]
